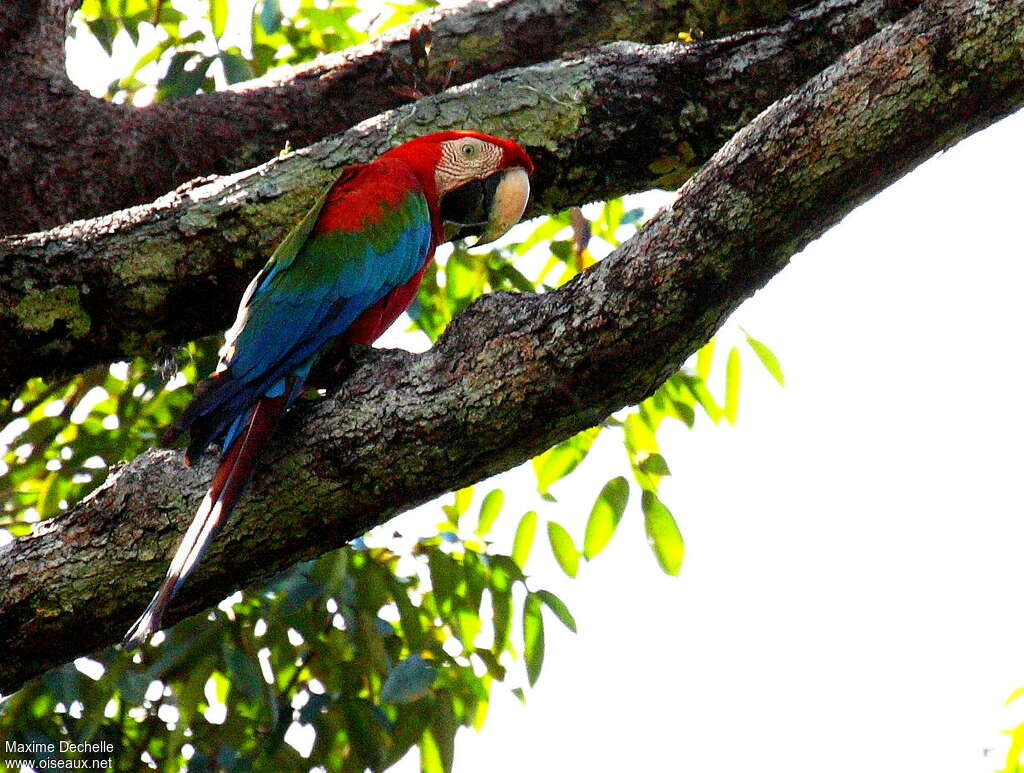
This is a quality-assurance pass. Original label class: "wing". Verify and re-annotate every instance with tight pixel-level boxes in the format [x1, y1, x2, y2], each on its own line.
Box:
[178, 159, 434, 459]
[229, 164, 431, 383]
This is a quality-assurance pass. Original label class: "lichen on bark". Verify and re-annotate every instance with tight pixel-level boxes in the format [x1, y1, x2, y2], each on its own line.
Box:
[0, 0, 938, 398]
[0, 0, 1021, 696]
[15, 285, 91, 338]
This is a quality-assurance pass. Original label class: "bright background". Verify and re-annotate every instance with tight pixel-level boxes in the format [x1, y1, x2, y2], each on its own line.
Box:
[396, 109, 1024, 773]
[66, 9, 1024, 772]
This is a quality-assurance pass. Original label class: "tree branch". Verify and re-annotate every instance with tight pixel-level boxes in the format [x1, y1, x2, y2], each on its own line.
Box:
[0, 0, 78, 73]
[0, 0, 923, 399]
[0, 0, 813, 235]
[0, 0, 1019, 695]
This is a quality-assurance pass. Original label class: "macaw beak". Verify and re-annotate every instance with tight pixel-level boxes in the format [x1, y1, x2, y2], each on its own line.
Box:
[440, 167, 531, 246]
[475, 167, 531, 245]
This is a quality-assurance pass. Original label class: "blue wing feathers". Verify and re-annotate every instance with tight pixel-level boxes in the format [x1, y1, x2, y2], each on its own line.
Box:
[177, 164, 433, 461]
[131, 156, 446, 644]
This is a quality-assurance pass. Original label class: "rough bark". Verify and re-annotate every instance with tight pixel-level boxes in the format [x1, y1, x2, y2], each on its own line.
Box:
[0, 0, 812, 236]
[0, 0, 924, 400]
[0, 0, 1019, 695]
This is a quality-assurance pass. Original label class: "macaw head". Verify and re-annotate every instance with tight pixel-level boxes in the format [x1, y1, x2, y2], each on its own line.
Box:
[384, 130, 534, 246]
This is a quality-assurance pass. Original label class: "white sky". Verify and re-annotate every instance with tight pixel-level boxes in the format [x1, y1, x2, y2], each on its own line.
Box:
[64, 7, 1024, 773]
[418, 108, 1024, 773]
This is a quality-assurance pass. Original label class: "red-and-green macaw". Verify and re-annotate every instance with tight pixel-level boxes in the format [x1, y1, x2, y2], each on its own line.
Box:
[124, 131, 534, 647]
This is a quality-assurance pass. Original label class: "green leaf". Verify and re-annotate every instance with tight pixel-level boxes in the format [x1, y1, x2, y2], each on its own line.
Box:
[123, 16, 140, 45]
[660, 373, 697, 427]
[421, 728, 444, 773]
[445, 249, 484, 309]
[638, 452, 671, 477]
[724, 345, 741, 425]
[78, 0, 101, 18]
[511, 511, 537, 569]
[523, 594, 544, 686]
[549, 239, 573, 263]
[474, 649, 506, 681]
[513, 212, 569, 255]
[490, 555, 526, 587]
[1006, 687, 1024, 706]
[625, 414, 667, 492]
[486, 256, 536, 293]
[259, 0, 282, 33]
[695, 339, 714, 381]
[387, 574, 425, 650]
[383, 705, 430, 769]
[683, 374, 721, 423]
[535, 590, 577, 633]
[624, 412, 658, 456]
[381, 655, 436, 703]
[600, 197, 624, 241]
[546, 521, 579, 578]
[209, 669, 230, 704]
[532, 427, 600, 496]
[642, 490, 685, 575]
[442, 486, 473, 525]
[584, 476, 629, 559]
[455, 606, 481, 650]
[476, 489, 503, 535]
[35, 471, 62, 519]
[745, 333, 785, 385]
[428, 691, 457, 773]
[208, 0, 228, 38]
[220, 51, 254, 84]
[158, 51, 215, 100]
[427, 549, 460, 608]
[303, 6, 360, 31]
[87, 18, 116, 55]
[341, 698, 386, 772]
[128, 39, 170, 78]
[223, 647, 264, 702]
[490, 581, 512, 653]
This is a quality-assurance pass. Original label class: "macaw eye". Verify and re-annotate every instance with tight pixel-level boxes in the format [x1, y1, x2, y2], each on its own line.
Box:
[461, 143, 478, 158]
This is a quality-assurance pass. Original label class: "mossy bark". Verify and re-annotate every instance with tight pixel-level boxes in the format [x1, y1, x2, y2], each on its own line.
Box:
[0, 0, 814, 236]
[0, 0, 925, 398]
[0, 0, 1020, 695]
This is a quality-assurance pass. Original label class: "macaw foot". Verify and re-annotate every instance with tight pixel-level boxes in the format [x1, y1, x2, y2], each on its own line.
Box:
[307, 341, 376, 389]
[344, 343, 374, 364]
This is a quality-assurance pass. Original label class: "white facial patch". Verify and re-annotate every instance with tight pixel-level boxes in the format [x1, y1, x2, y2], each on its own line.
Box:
[434, 137, 504, 195]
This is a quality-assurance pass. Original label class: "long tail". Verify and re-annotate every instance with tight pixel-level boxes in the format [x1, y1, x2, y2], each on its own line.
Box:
[123, 395, 286, 648]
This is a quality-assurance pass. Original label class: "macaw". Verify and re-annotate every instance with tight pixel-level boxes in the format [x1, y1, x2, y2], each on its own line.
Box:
[124, 131, 534, 647]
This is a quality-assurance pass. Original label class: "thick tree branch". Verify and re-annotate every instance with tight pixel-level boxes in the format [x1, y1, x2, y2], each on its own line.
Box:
[0, 0, 923, 399]
[0, 0, 1019, 695]
[0, 0, 812, 235]
[0, 0, 77, 75]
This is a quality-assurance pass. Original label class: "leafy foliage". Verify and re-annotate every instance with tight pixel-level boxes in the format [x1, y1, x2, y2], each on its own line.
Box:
[71, 0, 437, 104]
[0, 343, 218, 534]
[0, 538, 571, 771]
[998, 689, 1024, 772]
[0, 201, 784, 771]
[0, 1, 791, 769]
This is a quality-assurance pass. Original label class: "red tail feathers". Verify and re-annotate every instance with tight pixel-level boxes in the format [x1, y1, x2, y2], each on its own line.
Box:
[123, 394, 286, 648]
